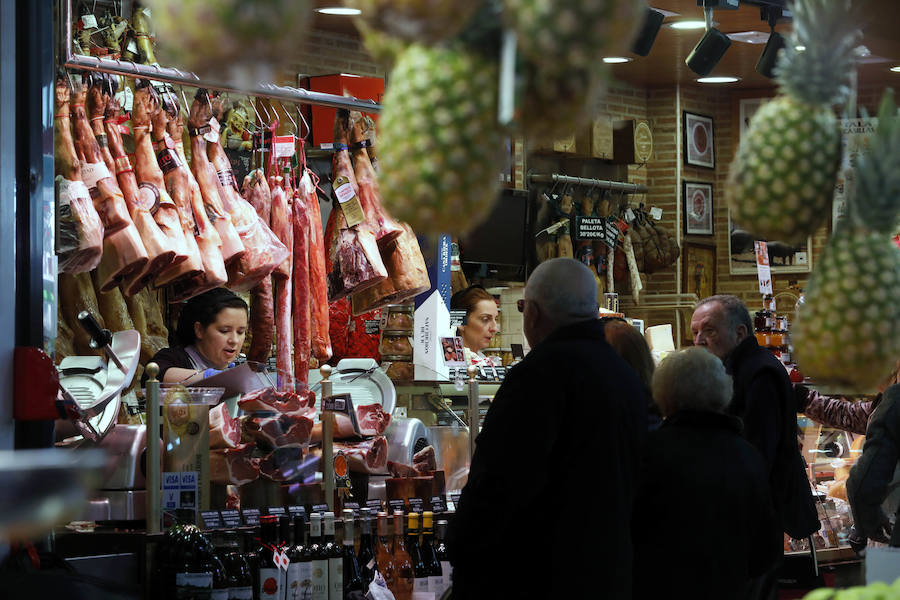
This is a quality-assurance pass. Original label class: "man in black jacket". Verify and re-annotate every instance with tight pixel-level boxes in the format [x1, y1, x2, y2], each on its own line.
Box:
[691, 295, 819, 598]
[448, 258, 647, 599]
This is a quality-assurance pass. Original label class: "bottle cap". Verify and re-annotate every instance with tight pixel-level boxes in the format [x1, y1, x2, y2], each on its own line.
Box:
[422, 512, 433, 528]
[342, 508, 354, 522]
[408, 512, 419, 529]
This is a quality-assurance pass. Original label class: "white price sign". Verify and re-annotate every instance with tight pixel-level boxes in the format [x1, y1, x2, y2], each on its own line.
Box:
[754, 241, 773, 295]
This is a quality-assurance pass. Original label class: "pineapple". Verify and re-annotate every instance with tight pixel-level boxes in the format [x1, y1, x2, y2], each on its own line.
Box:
[377, 42, 506, 235]
[727, 0, 859, 243]
[519, 61, 608, 143]
[791, 91, 900, 392]
[345, 0, 482, 45]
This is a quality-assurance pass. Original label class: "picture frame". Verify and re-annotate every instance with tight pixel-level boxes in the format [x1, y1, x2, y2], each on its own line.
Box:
[682, 241, 717, 302]
[683, 180, 714, 236]
[683, 111, 715, 169]
[727, 211, 813, 274]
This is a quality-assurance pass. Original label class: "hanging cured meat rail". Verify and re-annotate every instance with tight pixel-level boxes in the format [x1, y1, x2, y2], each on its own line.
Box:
[529, 173, 648, 194]
[61, 0, 381, 114]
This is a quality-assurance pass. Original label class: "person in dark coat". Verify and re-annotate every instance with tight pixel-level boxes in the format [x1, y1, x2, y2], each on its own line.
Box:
[448, 258, 647, 599]
[632, 347, 782, 599]
[691, 295, 819, 599]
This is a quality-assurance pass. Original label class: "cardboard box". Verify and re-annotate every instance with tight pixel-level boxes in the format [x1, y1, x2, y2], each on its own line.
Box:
[303, 74, 385, 146]
[592, 115, 614, 159]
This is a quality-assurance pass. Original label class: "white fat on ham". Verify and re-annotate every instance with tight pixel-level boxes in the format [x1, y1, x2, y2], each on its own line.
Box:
[311, 403, 392, 441]
[310, 436, 388, 474]
[209, 402, 241, 449]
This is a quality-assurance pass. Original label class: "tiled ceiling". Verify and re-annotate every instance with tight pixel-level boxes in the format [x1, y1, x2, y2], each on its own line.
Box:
[311, 0, 900, 90]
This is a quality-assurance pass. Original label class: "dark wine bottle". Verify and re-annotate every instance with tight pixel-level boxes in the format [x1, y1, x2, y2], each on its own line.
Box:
[257, 515, 284, 600]
[391, 510, 413, 600]
[341, 509, 365, 597]
[356, 508, 377, 589]
[286, 515, 310, 600]
[220, 530, 253, 600]
[309, 512, 329, 600]
[421, 512, 443, 595]
[435, 519, 451, 597]
[173, 526, 214, 599]
[406, 512, 427, 593]
[323, 512, 343, 600]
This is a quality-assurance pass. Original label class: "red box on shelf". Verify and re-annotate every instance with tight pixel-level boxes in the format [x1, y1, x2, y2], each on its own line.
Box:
[302, 74, 385, 146]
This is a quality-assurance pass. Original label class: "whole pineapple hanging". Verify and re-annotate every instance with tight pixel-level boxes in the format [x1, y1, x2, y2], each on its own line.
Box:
[727, 0, 859, 243]
[377, 42, 505, 235]
[792, 91, 900, 392]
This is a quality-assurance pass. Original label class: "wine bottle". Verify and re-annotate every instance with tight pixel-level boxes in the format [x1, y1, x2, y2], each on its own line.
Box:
[421, 512, 443, 595]
[375, 512, 398, 593]
[220, 531, 253, 600]
[242, 529, 260, 598]
[210, 551, 230, 600]
[406, 512, 427, 593]
[309, 513, 329, 600]
[391, 510, 414, 600]
[435, 520, 451, 596]
[286, 515, 309, 600]
[342, 509, 365, 597]
[356, 508, 377, 589]
[323, 512, 343, 600]
[258, 515, 284, 600]
[173, 526, 214, 598]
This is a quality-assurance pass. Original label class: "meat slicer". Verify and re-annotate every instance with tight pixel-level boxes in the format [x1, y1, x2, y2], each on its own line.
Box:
[55, 311, 147, 521]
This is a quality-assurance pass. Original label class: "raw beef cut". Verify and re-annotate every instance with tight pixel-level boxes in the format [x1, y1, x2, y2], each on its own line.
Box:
[244, 411, 314, 449]
[269, 173, 294, 388]
[81, 76, 148, 290]
[205, 93, 289, 291]
[210, 442, 260, 486]
[53, 77, 103, 274]
[209, 402, 241, 449]
[293, 184, 312, 389]
[187, 91, 245, 264]
[310, 437, 388, 474]
[103, 95, 176, 295]
[259, 447, 306, 482]
[299, 171, 332, 362]
[164, 99, 229, 301]
[238, 387, 315, 414]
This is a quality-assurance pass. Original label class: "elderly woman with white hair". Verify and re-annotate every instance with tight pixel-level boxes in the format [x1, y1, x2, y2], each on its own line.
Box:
[632, 347, 783, 599]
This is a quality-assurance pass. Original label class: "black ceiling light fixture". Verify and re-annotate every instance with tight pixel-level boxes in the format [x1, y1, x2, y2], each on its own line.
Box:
[755, 5, 788, 78]
[685, 6, 732, 76]
[631, 6, 666, 57]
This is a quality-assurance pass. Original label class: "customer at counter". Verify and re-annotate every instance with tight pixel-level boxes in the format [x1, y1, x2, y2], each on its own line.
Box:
[691, 294, 819, 599]
[141, 287, 249, 386]
[633, 347, 782, 598]
[448, 258, 647, 599]
[449, 285, 501, 366]
[602, 318, 661, 430]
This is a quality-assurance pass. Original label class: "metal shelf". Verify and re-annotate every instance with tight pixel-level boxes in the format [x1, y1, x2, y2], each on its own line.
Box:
[61, 0, 382, 113]
[529, 173, 648, 194]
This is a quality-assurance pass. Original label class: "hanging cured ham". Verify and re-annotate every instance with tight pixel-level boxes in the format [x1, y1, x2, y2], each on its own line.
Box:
[269, 171, 295, 388]
[187, 91, 245, 266]
[53, 77, 103, 274]
[205, 92, 289, 291]
[351, 223, 431, 314]
[298, 170, 332, 362]
[130, 80, 191, 287]
[243, 170, 275, 364]
[103, 93, 176, 296]
[150, 91, 206, 288]
[293, 181, 312, 389]
[80, 75, 148, 290]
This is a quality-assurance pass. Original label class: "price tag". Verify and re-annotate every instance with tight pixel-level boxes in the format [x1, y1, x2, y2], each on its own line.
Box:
[495, 367, 507, 381]
[332, 175, 364, 227]
[221, 509, 242, 528]
[430, 496, 446, 513]
[81, 14, 98, 28]
[649, 206, 663, 220]
[754, 241, 773, 295]
[273, 135, 296, 159]
[449, 310, 468, 327]
[319, 143, 335, 151]
[126, 39, 138, 55]
[389, 499, 407, 513]
[624, 207, 636, 223]
[450, 493, 461, 507]
[344, 502, 361, 518]
[267, 507, 286, 517]
[288, 506, 306, 521]
[366, 499, 383, 512]
[242, 508, 261, 526]
[364, 320, 380, 335]
[312, 503, 330, 515]
[200, 510, 223, 530]
[275, 550, 290, 572]
[408, 498, 425, 513]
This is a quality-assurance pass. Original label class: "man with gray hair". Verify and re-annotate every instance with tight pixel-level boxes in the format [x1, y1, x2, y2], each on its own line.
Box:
[691, 295, 818, 599]
[448, 258, 647, 598]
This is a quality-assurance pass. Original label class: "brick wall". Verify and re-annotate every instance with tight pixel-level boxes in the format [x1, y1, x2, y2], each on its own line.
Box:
[285, 30, 387, 80]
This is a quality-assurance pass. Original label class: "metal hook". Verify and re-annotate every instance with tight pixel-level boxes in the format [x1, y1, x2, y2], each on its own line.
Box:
[250, 98, 264, 130]
[179, 87, 191, 118]
[297, 107, 310, 139]
[259, 100, 273, 128]
[279, 101, 298, 137]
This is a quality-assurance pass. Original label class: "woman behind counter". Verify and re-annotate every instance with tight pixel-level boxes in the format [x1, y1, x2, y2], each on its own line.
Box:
[143, 288, 249, 385]
[450, 285, 501, 367]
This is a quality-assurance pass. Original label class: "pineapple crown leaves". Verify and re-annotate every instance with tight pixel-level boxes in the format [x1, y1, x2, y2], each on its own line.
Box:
[775, 0, 861, 106]
[845, 89, 900, 234]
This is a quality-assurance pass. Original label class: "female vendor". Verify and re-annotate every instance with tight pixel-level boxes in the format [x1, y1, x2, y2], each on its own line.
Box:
[450, 285, 501, 367]
[143, 287, 249, 385]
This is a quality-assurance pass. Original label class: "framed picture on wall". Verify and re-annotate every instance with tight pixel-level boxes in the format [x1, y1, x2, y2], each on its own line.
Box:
[683, 241, 717, 301]
[738, 97, 771, 139]
[727, 212, 813, 274]
[683, 180, 714, 236]
[683, 111, 715, 169]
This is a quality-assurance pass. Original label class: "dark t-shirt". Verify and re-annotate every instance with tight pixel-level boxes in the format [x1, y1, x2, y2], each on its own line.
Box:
[140, 346, 194, 386]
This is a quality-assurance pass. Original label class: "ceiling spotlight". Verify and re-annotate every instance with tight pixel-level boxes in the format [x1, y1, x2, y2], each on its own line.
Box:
[697, 76, 740, 83]
[670, 20, 708, 30]
[631, 7, 665, 56]
[891, 66, 900, 73]
[685, 7, 731, 77]
[756, 31, 786, 79]
[795, 45, 807, 52]
[603, 57, 632, 64]
[315, 7, 361, 15]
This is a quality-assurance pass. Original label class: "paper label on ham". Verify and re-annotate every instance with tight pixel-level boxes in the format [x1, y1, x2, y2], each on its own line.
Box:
[81, 161, 112, 190]
[204, 117, 221, 143]
[81, 14, 98, 28]
[57, 177, 89, 208]
[157, 148, 183, 174]
[115, 86, 134, 112]
[216, 169, 238, 192]
[333, 177, 364, 227]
